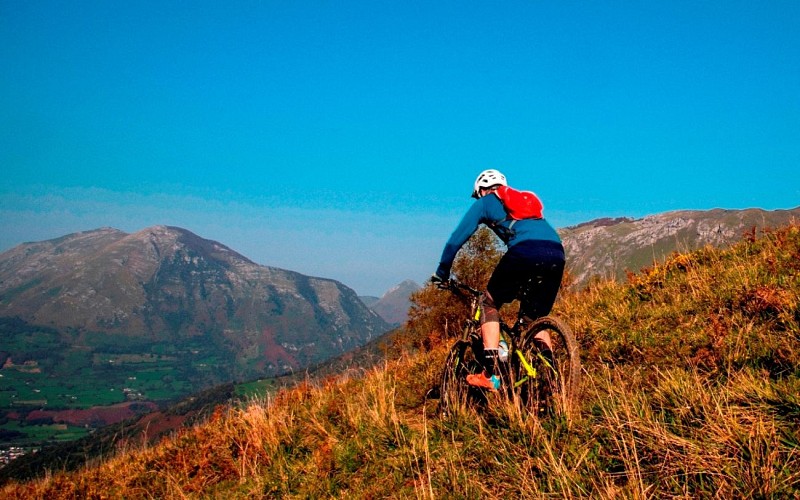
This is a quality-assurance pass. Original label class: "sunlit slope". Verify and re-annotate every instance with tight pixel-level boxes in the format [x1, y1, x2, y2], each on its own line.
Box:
[3, 224, 799, 498]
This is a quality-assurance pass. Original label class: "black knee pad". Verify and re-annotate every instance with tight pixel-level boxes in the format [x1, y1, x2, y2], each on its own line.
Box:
[479, 292, 500, 324]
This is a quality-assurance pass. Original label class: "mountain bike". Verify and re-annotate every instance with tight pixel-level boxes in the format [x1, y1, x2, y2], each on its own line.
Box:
[436, 280, 581, 419]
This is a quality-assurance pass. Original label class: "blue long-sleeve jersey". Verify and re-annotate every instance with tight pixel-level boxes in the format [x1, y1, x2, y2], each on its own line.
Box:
[436, 193, 562, 279]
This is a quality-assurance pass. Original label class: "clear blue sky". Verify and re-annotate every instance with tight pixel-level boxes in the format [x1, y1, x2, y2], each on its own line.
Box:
[2, 1, 798, 296]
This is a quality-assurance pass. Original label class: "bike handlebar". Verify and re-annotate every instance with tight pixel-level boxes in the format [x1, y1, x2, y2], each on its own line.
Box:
[434, 278, 481, 297]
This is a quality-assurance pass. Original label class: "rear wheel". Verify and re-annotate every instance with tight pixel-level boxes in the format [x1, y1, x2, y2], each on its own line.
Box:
[510, 316, 581, 418]
[439, 339, 484, 416]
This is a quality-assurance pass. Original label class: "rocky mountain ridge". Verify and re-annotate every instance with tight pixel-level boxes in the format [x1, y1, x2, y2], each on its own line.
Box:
[559, 207, 800, 286]
[364, 208, 800, 323]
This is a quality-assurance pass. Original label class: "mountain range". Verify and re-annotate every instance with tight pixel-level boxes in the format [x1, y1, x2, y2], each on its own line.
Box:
[3, 207, 797, 369]
[1, 206, 798, 471]
[0, 226, 389, 382]
[560, 207, 800, 286]
[361, 279, 420, 326]
[4, 208, 797, 369]
[364, 207, 800, 323]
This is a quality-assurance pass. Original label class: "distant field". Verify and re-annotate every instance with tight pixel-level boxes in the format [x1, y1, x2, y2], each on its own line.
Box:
[0, 420, 89, 446]
[0, 319, 232, 450]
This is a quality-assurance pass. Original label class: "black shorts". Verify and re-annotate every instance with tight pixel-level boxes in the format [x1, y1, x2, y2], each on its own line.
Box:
[486, 240, 565, 320]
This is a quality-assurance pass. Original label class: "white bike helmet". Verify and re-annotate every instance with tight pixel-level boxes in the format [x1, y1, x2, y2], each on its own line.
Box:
[472, 169, 507, 198]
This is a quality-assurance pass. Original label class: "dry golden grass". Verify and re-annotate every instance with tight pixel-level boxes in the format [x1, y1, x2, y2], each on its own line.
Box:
[3, 223, 800, 498]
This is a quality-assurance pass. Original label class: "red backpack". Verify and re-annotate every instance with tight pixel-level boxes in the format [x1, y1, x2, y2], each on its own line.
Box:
[494, 185, 543, 220]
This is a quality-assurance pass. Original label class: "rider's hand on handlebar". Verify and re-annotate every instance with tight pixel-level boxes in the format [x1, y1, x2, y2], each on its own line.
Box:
[430, 274, 450, 288]
[432, 275, 462, 293]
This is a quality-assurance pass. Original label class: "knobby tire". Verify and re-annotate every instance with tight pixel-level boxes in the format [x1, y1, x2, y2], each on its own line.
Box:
[439, 340, 484, 416]
[512, 315, 581, 418]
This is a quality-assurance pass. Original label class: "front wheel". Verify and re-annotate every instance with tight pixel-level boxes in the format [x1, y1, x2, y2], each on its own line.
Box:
[510, 315, 581, 418]
[439, 340, 485, 417]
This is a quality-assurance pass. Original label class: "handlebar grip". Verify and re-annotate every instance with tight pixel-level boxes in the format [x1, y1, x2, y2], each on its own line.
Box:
[436, 279, 480, 296]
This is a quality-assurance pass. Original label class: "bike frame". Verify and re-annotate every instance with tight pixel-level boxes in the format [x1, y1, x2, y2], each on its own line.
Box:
[437, 279, 581, 419]
[443, 280, 540, 389]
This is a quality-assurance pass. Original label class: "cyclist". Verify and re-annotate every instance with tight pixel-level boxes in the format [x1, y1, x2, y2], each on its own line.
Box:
[433, 169, 565, 390]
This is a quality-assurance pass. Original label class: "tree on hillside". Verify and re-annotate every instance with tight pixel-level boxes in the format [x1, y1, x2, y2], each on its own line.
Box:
[404, 228, 503, 349]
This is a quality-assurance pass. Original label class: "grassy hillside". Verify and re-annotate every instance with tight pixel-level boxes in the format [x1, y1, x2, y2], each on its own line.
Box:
[3, 224, 800, 498]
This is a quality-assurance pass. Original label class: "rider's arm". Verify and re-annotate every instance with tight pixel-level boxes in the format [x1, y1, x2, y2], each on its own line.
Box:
[435, 200, 487, 279]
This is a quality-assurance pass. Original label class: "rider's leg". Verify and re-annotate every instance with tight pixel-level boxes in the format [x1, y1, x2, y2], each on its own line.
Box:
[533, 330, 553, 351]
[466, 292, 503, 390]
[481, 320, 500, 349]
[478, 292, 501, 377]
[519, 317, 553, 351]
[480, 321, 500, 377]
[480, 290, 501, 350]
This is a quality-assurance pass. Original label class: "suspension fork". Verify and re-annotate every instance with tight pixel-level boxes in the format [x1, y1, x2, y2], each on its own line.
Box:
[508, 324, 538, 387]
[512, 335, 558, 388]
[516, 349, 537, 379]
